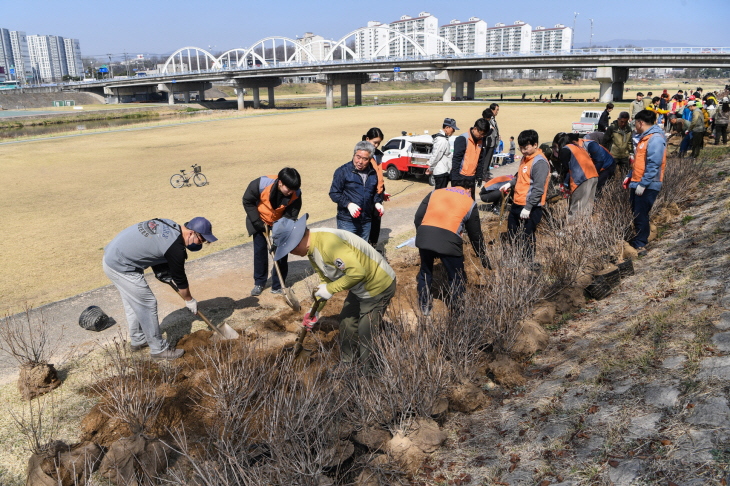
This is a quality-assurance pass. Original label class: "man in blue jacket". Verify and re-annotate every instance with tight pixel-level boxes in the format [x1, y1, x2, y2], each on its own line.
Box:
[329, 141, 383, 241]
[623, 110, 666, 257]
[581, 138, 615, 195]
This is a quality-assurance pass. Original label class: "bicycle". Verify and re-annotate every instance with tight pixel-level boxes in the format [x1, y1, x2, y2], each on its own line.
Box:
[170, 164, 208, 188]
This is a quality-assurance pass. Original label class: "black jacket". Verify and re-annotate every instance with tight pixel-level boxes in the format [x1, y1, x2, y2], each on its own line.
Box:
[242, 177, 302, 236]
[598, 110, 611, 132]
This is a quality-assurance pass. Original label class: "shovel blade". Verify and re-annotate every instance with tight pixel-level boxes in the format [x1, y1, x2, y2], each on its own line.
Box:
[284, 288, 301, 312]
[210, 323, 239, 341]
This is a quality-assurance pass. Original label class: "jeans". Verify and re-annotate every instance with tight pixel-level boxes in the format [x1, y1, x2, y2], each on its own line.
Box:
[716, 125, 728, 145]
[679, 133, 692, 155]
[337, 217, 372, 241]
[596, 162, 616, 196]
[433, 173, 450, 189]
[417, 249, 466, 312]
[630, 187, 659, 249]
[253, 231, 287, 290]
[507, 205, 543, 260]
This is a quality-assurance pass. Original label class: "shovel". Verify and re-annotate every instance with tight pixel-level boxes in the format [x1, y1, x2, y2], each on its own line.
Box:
[165, 281, 239, 340]
[488, 192, 509, 245]
[264, 228, 301, 312]
[293, 291, 323, 359]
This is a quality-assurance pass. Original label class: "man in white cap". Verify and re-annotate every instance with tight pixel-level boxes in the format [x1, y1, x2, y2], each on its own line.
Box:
[103, 217, 217, 360]
[271, 215, 396, 369]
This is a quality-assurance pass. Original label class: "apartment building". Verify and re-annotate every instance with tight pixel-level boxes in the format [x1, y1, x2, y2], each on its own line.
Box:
[439, 17, 487, 55]
[388, 12, 439, 56]
[64, 38, 84, 77]
[531, 24, 572, 53]
[10, 31, 33, 82]
[354, 21, 390, 58]
[486, 21, 532, 54]
[296, 32, 330, 61]
[0, 29, 13, 78]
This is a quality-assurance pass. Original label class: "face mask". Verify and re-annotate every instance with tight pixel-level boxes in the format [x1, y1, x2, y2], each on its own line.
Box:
[187, 243, 202, 252]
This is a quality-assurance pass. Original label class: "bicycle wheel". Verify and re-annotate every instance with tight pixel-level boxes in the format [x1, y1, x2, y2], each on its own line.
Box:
[170, 174, 185, 188]
[193, 173, 208, 187]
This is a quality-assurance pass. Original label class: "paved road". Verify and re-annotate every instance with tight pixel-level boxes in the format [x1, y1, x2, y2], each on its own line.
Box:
[0, 162, 516, 382]
[0, 110, 57, 118]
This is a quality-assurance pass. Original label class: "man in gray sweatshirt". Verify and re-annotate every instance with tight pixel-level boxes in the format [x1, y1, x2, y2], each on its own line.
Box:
[103, 217, 217, 360]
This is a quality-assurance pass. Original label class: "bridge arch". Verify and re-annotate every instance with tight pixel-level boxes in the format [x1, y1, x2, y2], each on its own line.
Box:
[236, 37, 318, 68]
[216, 48, 249, 69]
[162, 47, 219, 74]
[324, 26, 461, 61]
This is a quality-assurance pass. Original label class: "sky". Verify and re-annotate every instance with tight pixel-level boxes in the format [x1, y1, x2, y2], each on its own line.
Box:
[3, 0, 730, 60]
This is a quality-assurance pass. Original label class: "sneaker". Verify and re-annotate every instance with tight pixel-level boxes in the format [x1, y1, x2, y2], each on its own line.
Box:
[270, 288, 283, 295]
[150, 347, 185, 361]
[130, 342, 149, 352]
[490, 205, 500, 215]
[421, 306, 432, 317]
[250, 285, 264, 296]
[636, 247, 648, 257]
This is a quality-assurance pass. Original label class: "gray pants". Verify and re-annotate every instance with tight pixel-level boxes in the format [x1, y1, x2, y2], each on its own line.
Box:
[103, 259, 168, 354]
[569, 177, 598, 218]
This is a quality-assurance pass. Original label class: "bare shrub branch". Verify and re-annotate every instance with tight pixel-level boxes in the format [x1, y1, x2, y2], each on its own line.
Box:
[653, 154, 710, 213]
[0, 305, 63, 367]
[8, 389, 60, 454]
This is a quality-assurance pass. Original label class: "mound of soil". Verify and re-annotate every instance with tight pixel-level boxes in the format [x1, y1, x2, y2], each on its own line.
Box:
[487, 355, 526, 387]
[98, 433, 170, 485]
[18, 363, 61, 400]
[26, 441, 103, 486]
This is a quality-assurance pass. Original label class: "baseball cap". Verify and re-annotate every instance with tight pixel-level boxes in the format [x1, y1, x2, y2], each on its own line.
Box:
[271, 214, 308, 261]
[687, 100, 696, 106]
[443, 118, 460, 130]
[185, 217, 218, 242]
[689, 95, 696, 100]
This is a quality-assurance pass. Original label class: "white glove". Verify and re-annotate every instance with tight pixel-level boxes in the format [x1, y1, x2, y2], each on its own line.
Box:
[520, 208, 530, 220]
[185, 298, 198, 315]
[375, 203, 384, 217]
[499, 183, 511, 193]
[315, 283, 333, 300]
[551, 171, 559, 179]
[347, 203, 361, 218]
[635, 185, 645, 196]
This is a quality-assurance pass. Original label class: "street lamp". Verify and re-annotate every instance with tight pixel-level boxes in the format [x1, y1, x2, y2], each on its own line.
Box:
[571, 12, 579, 51]
[589, 18, 594, 49]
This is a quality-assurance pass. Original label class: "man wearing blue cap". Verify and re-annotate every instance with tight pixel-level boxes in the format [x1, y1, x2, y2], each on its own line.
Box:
[103, 217, 217, 360]
[271, 214, 396, 369]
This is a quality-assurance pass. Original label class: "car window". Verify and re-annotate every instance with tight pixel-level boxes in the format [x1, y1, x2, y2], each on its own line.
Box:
[382, 140, 402, 151]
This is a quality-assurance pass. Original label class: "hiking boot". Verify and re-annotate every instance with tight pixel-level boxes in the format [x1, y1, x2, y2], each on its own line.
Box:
[150, 347, 185, 361]
[636, 247, 648, 257]
[270, 288, 283, 295]
[250, 285, 264, 296]
[130, 342, 149, 352]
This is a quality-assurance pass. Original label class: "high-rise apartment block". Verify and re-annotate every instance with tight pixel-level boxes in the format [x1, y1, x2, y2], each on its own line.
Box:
[296, 32, 330, 61]
[10, 31, 33, 81]
[0, 29, 14, 78]
[531, 24, 572, 53]
[2, 28, 83, 83]
[439, 17, 487, 55]
[355, 21, 390, 58]
[388, 12, 439, 56]
[64, 38, 83, 78]
[486, 21, 532, 54]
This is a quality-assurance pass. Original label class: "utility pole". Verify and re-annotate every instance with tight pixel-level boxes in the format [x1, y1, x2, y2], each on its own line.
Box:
[124, 51, 129, 76]
[107, 53, 114, 79]
[571, 12, 579, 52]
[589, 19, 594, 49]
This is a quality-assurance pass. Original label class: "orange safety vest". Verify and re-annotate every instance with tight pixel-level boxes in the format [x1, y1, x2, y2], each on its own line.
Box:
[566, 144, 598, 192]
[513, 150, 550, 207]
[420, 187, 475, 235]
[631, 133, 666, 183]
[483, 174, 513, 190]
[458, 132, 483, 177]
[370, 157, 384, 194]
[257, 175, 300, 226]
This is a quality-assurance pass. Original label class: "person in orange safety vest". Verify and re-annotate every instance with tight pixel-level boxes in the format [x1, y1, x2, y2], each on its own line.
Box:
[553, 132, 598, 218]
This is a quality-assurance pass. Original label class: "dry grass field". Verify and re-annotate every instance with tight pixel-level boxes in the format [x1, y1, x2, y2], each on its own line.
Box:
[0, 102, 674, 310]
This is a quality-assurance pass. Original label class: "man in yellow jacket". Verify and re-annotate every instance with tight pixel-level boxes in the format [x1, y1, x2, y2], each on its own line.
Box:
[271, 215, 397, 369]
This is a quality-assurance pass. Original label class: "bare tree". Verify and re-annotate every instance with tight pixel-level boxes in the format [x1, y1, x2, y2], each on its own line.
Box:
[0, 305, 62, 367]
[8, 390, 60, 454]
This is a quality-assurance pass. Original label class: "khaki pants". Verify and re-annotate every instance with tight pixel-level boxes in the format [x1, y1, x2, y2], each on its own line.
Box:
[339, 280, 396, 368]
[569, 177, 598, 218]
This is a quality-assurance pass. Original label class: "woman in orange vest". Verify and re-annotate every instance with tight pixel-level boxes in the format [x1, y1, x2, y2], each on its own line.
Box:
[363, 127, 389, 249]
[242, 168, 302, 296]
[450, 118, 490, 200]
[553, 132, 598, 218]
[499, 130, 550, 261]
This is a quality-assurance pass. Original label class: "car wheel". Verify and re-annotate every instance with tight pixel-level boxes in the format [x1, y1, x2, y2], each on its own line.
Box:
[386, 165, 401, 180]
[428, 174, 436, 186]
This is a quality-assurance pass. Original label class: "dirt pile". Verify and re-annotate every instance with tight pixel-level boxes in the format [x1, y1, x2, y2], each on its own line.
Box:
[26, 441, 103, 486]
[98, 433, 170, 485]
[18, 363, 61, 400]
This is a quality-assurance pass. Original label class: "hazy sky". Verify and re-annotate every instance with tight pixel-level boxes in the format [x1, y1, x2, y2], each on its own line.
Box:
[4, 0, 729, 59]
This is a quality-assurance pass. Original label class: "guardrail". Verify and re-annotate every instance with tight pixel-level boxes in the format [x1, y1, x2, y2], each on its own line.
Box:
[16, 47, 730, 89]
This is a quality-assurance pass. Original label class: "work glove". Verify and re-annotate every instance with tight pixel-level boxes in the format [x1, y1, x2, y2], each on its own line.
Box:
[315, 283, 333, 301]
[375, 203, 384, 217]
[685, 130, 689, 135]
[383, 193, 391, 202]
[551, 171, 559, 180]
[185, 298, 198, 315]
[480, 255, 491, 270]
[623, 177, 630, 190]
[477, 179, 483, 188]
[629, 155, 635, 164]
[347, 203, 361, 218]
[520, 208, 531, 220]
[253, 220, 267, 234]
[635, 185, 646, 196]
[499, 183, 511, 194]
[154, 266, 173, 285]
[302, 312, 319, 331]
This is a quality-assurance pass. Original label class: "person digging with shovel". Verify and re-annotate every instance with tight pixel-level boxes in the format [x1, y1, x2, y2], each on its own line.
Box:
[103, 217, 217, 360]
[242, 168, 302, 297]
[271, 214, 396, 370]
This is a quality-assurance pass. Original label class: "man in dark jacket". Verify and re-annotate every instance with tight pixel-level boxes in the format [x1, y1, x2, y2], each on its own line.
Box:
[601, 112, 633, 175]
[450, 118, 490, 199]
[242, 168, 302, 296]
[414, 186, 489, 315]
[598, 103, 614, 132]
[330, 141, 383, 241]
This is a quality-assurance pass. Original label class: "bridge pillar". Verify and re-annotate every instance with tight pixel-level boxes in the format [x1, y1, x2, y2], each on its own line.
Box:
[355, 83, 362, 106]
[326, 85, 334, 109]
[341, 84, 349, 107]
[596, 67, 629, 102]
[236, 88, 244, 111]
[168, 91, 175, 105]
[316, 73, 369, 109]
[232, 77, 281, 109]
[467, 82, 475, 100]
[199, 90, 205, 102]
[184, 91, 190, 103]
[252, 87, 260, 109]
[268, 86, 275, 108]
[435, 70, 482, 102]
[157, 82, 211, 105]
